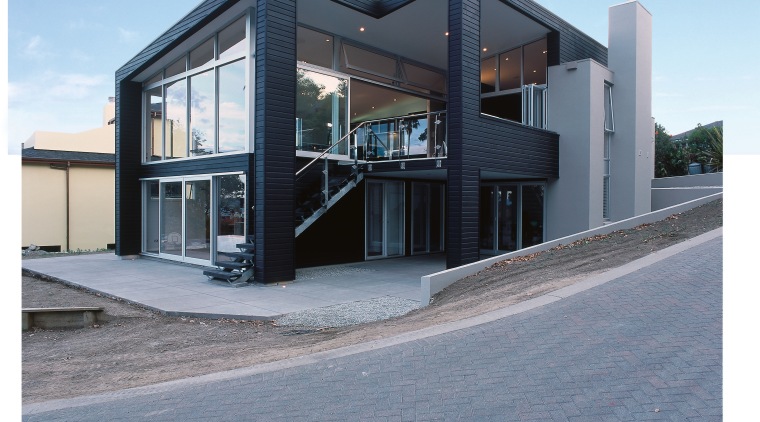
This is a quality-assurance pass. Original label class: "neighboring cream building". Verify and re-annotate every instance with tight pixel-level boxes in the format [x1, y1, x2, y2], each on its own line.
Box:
[21, 98, 116, 252]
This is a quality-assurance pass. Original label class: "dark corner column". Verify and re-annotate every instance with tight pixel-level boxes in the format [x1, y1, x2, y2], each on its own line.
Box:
[446, 0, 481, 269]
[115, 79, 143, 257]
[254, 0, 296, 282]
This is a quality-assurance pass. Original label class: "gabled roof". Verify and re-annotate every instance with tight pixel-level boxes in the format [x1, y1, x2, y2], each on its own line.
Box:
[117, 0, 236, 83]
[21, 148, 116, 165]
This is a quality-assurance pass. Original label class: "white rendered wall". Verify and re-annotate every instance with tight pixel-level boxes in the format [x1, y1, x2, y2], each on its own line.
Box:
[607, 1, 653, 219]
[546, 60, 613, 240]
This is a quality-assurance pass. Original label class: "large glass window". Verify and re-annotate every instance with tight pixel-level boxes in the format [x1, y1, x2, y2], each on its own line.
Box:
[296, 69, 348, 153]
[160, 181, 183, 256]
[480, 37, 547, 124]
[143, 14, 249, 161]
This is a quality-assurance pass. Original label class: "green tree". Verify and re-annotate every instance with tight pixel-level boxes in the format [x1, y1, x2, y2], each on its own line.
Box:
[654, 122, 687, 178]
[685, 124, 722, 172]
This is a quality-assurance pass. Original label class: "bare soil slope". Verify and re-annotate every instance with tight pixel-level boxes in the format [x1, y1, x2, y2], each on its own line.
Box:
[22, 199, 722, 404]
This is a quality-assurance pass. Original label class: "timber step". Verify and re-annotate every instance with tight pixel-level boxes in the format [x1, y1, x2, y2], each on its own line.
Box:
[218, 251, 254, 261]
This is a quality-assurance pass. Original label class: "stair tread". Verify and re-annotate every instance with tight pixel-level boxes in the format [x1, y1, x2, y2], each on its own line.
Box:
[203, 269, 241, 281]
[235, 243, 255, 250]
[218, 251, 255, 260]
[215, 261, 250, 270]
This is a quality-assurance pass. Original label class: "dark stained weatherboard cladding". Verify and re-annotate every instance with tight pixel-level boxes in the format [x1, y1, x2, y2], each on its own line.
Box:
[446, 0, 482, 269]
[114, 80, 143, 256]
[472, 117, 559, 178]
[254, 0, 297, 282]
[504, 0, 607, 66]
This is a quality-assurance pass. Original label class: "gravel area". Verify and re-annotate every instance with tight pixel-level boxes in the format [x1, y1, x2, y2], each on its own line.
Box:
[275, 296, 420, 328]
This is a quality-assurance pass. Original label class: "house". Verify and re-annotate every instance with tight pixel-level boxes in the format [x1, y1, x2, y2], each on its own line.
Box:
[115, 0, 653, 283]
[22, 98, 116, 252]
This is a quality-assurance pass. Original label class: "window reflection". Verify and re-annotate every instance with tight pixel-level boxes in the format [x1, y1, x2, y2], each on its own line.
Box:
[146, 86, 163, 161]
[190, 37, 215, 70]
[190, 70, 215, 156]
[218, 60, 246, 153]
[297, 26, 333, 68]
[498, 48, 521, 91]
[296, 69, 347, 153]
[219, 16, 246, 61]
[480, 56, 496, 93]
[165, 79, 187, 159]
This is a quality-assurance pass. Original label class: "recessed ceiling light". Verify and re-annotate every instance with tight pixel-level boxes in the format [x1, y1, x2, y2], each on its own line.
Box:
[445, 32, 449, 36]
[326, 39, 331, 42]
[482, 47, 488, 52]
[359, 27, 365, 32]
[543, 50, 547, 54]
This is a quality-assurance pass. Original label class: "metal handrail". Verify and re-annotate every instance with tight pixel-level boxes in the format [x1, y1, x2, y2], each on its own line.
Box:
[296, 110, 446, 178]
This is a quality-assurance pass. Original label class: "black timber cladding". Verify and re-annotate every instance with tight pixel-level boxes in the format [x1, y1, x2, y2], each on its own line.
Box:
[504, 0, 607, 66]
[446, 0, 482, 269]
[254, 0, 297, 282]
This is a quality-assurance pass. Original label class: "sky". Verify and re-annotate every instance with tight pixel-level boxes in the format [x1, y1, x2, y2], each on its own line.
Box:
[3, 0, 759, 156]
[2, 0, 757, 416]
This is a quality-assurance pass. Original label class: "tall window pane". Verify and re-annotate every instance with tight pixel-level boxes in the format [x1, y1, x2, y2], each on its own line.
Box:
[165, 79, 187, 159]
[144, 181, 160, 253]
[498, 48, 521, 91]
[146, 86, 163, 161]
[189, 70, 215, 156]
[523, 38, 547, 85]
[160, 182, 183, 256]
[521, 185, 544, 248]
[219, 16, 246, 61]
[184, 180, 211, 261]
[218, 60, 246, 153]
[480, 56, 496, 93]
[216, 175, 246, 262]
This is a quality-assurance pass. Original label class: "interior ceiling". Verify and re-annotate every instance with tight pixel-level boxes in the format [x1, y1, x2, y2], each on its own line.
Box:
[297, 0, 551, 71]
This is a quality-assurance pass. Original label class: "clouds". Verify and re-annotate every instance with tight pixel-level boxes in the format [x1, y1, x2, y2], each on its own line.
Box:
[118, 27, 139, 44]
[22, 35, 53, 60]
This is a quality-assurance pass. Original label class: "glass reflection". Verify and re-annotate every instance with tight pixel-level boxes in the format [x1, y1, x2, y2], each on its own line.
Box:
[218, 60, 246, 153]
[146, 86, 163, 161]
[184, 179, 211, 261]
[219, 16, 246, 61]
[296, 69, 347, 153]
[190, 70, 215, 156]
[165, 79, 187, 159]
[160, 182, 183, 256]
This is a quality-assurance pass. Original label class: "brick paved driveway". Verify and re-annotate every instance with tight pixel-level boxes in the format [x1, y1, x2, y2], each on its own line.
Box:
[24, 236, 722, 421]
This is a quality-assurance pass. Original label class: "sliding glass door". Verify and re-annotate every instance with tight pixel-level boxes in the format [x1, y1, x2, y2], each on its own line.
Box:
[366, 180, 404, 259]
[143, 173, 246, 266]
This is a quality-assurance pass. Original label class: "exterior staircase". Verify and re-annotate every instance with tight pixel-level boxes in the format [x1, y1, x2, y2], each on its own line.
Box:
[295, 162, 363, 237]
[203, 235, 255, 285]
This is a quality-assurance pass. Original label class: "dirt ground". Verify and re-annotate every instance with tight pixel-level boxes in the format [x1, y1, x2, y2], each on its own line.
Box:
[22, 199, 722, 404]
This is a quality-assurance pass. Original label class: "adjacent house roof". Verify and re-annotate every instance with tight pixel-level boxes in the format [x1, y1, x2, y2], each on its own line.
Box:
[670, 120, 723, 142]
[21, 148, 116, 166]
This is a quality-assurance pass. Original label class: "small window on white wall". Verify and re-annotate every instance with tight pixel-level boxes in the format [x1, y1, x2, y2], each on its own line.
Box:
[604, 83, 614, 132]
